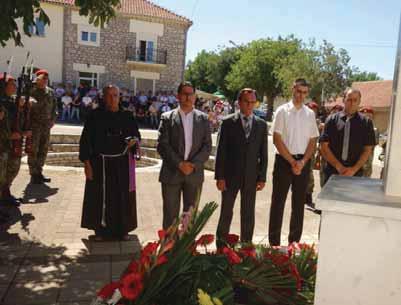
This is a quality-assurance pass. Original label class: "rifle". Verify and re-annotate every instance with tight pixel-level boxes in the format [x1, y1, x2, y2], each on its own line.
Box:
[12, 52, 34, 157]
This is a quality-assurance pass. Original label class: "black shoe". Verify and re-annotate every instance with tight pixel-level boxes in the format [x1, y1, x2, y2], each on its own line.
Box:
[39, 174, 51, 183]
[30, 175, 44, 184]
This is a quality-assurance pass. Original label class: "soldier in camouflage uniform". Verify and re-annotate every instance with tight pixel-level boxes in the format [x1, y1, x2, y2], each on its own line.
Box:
[0, 74, 23, 205]
[360, 106, 378, 178]
[28, 70, 57, 184]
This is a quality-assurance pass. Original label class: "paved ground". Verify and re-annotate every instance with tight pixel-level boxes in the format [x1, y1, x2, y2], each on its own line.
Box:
[0, 124, 383, 305]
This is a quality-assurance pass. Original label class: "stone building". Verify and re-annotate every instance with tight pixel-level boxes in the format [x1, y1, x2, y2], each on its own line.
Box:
[0, 0, 192, 93]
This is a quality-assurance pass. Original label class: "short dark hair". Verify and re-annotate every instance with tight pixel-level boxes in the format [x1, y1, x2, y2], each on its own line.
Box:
[177, 81, 195, 94]
[293, 78, 310, 88]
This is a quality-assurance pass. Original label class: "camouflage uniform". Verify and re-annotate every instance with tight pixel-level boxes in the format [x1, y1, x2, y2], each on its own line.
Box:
[0, 97, 11, 200]
[0, 94, 28, 201]
[27, 85, 57, 177]
[362, 127, 379, 178]
[0, 95, 15, 200]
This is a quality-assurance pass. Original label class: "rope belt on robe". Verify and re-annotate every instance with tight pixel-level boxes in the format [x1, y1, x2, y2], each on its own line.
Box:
[99, 140, 140, 227]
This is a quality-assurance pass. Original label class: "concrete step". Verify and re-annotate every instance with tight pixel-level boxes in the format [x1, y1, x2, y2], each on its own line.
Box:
[50, 143, 79, 152]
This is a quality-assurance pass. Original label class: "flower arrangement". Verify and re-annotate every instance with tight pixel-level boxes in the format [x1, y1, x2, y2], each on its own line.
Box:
[92, 202, 317, 305]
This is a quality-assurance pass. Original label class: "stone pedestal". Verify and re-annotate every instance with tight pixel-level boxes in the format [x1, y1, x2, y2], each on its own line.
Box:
[314, 176, 401, 305]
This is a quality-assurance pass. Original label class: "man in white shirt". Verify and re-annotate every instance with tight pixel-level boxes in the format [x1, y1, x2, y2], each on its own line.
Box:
[61, 93, 73, 121]
[157, 82, 212, 229]
[268, 78, 319, 246]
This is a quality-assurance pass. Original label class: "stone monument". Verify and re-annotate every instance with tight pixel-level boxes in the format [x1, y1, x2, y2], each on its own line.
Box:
[314, 17, 401, 305]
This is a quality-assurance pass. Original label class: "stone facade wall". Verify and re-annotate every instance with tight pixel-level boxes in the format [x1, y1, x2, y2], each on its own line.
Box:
[157, 24, 188, 91]
[63, 8, 188, 92]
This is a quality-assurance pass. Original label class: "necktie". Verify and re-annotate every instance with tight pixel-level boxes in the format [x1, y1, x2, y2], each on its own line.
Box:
[243, 116, 251, 138]
[342, 117, 351, 161]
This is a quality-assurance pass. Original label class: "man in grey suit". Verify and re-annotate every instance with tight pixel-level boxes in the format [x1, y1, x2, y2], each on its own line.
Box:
[215, 88, 268, 245]
[157, 82, 212, 229]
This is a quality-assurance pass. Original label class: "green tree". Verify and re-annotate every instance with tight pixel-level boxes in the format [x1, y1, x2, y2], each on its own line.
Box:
[185, 50, 219, 93]
[226, 37, 304, 120]
[349, 69, 382, 83]
[1, 0, 120, 47]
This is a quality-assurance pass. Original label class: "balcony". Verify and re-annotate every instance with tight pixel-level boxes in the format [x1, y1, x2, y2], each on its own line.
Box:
[126, 46, 167, 72]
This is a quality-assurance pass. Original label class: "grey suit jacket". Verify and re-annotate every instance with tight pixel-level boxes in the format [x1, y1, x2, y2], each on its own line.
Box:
[157, 108, 212, 185]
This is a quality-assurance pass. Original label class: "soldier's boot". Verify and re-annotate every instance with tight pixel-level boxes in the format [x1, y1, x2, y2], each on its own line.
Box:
[38, 173, 51, 183]
[30, 175, 44, 185]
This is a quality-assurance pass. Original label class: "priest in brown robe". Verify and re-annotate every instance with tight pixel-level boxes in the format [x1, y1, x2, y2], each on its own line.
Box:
[79, 85, 141, 241]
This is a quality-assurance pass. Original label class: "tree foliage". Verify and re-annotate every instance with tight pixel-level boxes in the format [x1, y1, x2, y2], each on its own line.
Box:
[0, 0, 121, 47]
[185, 36, 381, 112]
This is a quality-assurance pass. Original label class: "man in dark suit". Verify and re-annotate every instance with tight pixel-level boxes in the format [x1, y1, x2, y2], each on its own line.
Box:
[215, 88, 268, 244]
[157, 82, 212, 229]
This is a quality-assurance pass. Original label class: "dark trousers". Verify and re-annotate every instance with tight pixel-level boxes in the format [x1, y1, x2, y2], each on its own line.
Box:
[269, 155, 311, 246]
[216, 185, 257, 244]
[161, 182, 202, 229]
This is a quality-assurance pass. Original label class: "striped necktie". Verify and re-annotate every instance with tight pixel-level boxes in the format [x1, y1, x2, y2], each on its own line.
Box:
[243, 116, 251, 138]
[342, 117, 351, 161]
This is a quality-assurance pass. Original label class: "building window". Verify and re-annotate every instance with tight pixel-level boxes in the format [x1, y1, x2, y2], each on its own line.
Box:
[78, 25, 100, 46]
[90, 32, 97, 42]
[139, 40, 155, 62]
[28, 18, 46, 37]
[79, 72, 98, 87]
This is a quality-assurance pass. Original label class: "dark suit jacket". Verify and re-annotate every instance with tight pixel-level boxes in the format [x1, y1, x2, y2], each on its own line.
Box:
[157, 108, 212, 185]
[215, 112, 268, 189]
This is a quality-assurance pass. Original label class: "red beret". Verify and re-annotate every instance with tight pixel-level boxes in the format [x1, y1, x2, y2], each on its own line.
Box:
[35, 69, 49, 76]
[360, 106, 374, 114]
[307, 102, 319, 110]
[0, 73, 15, 82]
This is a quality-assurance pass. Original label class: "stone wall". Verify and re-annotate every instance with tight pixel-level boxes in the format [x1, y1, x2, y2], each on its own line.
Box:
[63, 8, 188, 92]
[157, 24, 188, 91]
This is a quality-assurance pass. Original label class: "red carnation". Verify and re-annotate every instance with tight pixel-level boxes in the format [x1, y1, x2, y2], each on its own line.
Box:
[127, 260, 139, 273]
[156, 255, 168, 266]
[120, 273, 144, 301]
[141, 242, 159, 257]
[97, 281, 121, 299]
[196, 234, 215, 246]
[221, 247, 241, 264]
[158, 229, 167, 240]
[226, 234, 239, 246]
[239, 246, 256, 259]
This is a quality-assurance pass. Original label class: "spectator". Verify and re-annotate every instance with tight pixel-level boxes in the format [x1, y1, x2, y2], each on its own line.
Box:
[138, 91, 148, 109]
[148, 101, 159, 129]
[168, 90, 177, 108]
[71, 95, 81, 122]
[61, 92, 73, 121]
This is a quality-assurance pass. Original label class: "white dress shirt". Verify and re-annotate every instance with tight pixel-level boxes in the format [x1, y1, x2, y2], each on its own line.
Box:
[179, 108, 194, 160]
[272, 100, 319, 155]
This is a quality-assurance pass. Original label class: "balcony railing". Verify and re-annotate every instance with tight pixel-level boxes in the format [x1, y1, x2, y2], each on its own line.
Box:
[126, 47, 167, 65]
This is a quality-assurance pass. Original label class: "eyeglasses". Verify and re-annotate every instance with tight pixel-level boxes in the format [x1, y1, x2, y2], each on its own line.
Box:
[296, 89, 308, 94]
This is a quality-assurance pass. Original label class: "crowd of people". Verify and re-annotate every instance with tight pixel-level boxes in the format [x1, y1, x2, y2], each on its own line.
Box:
[54, 82, 232, 131]
[1, 72, 381, 247]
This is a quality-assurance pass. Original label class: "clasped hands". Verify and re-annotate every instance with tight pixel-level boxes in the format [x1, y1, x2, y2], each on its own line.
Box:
[179, 161, 195, 176]
[290, 159, 305, 176]
[335, 164, 358, 177]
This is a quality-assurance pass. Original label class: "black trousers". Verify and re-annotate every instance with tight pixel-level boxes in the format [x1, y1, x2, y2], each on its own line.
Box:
[161, 182, 202, 229]
[216, 185, 257, 244]
[269, 155, 311, 246]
